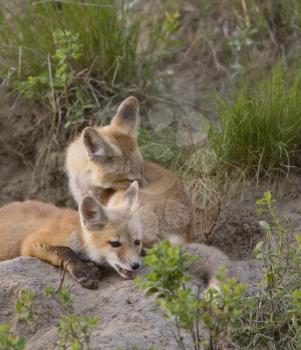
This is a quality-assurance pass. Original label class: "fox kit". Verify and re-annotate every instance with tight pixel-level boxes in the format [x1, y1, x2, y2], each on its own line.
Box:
[105, 160, 194, 245]
[0, 182, 143, 289]
[66, 96, 144, 205]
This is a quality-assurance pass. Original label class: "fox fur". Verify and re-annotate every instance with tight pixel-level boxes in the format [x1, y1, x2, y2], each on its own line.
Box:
[182, 243, 236, 290]
[104, 160, 194, 245]
[0, 183, 143, 288]
[65, 96, 144, 205]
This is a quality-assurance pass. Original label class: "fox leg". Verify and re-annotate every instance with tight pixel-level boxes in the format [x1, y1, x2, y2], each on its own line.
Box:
[45, 245, 102, 289]
[21, 240, 100, 289]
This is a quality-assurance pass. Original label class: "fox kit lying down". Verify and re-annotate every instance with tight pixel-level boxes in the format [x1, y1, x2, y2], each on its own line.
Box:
[104, 161, 194, 245]
[66, 96, 144, 205]
[65, 97, 194, 244]
[0, 183, 143, 289]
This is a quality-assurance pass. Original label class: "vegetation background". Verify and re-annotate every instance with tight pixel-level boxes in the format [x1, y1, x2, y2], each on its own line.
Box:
[0, 0, 301, 349]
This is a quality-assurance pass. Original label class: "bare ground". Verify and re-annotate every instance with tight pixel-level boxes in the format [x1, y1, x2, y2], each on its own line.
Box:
[0, 258, 183, 350]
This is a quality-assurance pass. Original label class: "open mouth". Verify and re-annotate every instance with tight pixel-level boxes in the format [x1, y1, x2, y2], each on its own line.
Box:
[115, 264, 135, 279]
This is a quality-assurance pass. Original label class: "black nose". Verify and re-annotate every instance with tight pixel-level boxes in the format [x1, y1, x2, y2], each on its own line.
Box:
[131, 262, 141, 270]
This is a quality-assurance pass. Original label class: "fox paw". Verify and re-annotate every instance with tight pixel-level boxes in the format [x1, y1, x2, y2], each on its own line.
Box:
[72, 264, 99, 290]
[85, 262, 106, 280]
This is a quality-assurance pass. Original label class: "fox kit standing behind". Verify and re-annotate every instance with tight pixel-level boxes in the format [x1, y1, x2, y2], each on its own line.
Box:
[65, 96, 194, 244]
[66, 96, 144, 205]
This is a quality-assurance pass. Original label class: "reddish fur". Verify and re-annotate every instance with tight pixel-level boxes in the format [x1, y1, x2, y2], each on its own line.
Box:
[65, 97, 143, 204]
[0, 201, 117, 265]
[0, 201, 79, 261]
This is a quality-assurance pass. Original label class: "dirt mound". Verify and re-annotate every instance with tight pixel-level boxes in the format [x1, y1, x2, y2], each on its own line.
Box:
[0, 256, 263, 349]
[0, 88, 74, 208]
[0, 257, 185, 350]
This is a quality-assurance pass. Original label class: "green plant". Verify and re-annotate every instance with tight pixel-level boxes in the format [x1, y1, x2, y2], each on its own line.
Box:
[136, 241, 246, 350]
[232, 191, 301, 348]
[16, 29, 82, 96]
[211, 64, 301, 177]
[15, 285, 98, 349]
[14, 28, 92, 128]
[150, 9, 182, 60]
[56, 314, 98, 350]
[0, 0, 157, 128]
[15, 289, 39, 331]
[0, 0, 149, 86]
[0, 324, 25, 350]
[51, 286, 98, 350]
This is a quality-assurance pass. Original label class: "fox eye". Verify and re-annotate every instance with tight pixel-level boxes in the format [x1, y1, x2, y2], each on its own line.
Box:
[109, 241, 122, 248]
[134, 240, 141, 246]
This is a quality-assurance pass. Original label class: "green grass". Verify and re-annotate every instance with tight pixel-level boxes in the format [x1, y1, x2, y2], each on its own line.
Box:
[211, 64, 301, 177]
[0, 324, 25, 350]
[0, 0, 160, 130]
[0, 0, 149, 90]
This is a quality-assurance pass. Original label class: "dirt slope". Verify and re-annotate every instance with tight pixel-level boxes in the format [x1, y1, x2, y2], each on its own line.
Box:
[0, 257, 187, 350]
[0, 256, 264, 350]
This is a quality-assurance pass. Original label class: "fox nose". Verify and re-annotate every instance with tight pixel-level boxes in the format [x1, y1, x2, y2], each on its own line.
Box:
[131, 262, 141, 270]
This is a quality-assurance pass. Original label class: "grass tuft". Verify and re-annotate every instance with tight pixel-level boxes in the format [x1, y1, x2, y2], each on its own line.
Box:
[0, 0, 157, 130]
[211, 64, 301, 177]
[0, 0, 148, 89]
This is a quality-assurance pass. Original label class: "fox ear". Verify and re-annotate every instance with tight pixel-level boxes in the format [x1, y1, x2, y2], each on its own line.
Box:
[123, 180, 140, 212]
[82, 127, 115, 160]
[80, 196, 108, 231]
[111, 96, 139, 137]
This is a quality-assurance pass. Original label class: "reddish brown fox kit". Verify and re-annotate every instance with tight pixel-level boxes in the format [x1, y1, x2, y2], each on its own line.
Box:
[66, 96, 144, 205]
[66, 96, 194, 243]
[0, 182, 143, 289]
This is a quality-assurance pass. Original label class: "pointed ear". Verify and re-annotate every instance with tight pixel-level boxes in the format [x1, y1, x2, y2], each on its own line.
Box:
[111, 96, 139, 137]
[80, 196, 108, 231]
[123, 180, 140, 212]
[82, 127, 115, 160]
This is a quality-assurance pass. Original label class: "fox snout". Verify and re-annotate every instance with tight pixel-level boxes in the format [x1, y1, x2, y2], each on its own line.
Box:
[125, 256, 142, 271]
[114, 257, 141, 279]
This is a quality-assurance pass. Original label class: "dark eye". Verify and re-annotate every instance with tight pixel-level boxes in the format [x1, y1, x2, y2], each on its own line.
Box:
[134, 240, 141, 246]
[109, 241, 122, 248]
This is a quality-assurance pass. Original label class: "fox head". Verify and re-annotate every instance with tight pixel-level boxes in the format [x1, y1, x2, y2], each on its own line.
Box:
[82, 96, 144, 190]
[79, 181, 143, 279]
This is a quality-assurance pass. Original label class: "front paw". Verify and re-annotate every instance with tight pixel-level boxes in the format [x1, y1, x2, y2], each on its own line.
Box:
[85, 262, 106, 280]
[72, 264, 99, 290]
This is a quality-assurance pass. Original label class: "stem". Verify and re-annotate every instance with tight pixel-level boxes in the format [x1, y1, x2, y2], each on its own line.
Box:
[175, 317, 186, 350]
[195, 286, 201, 350]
